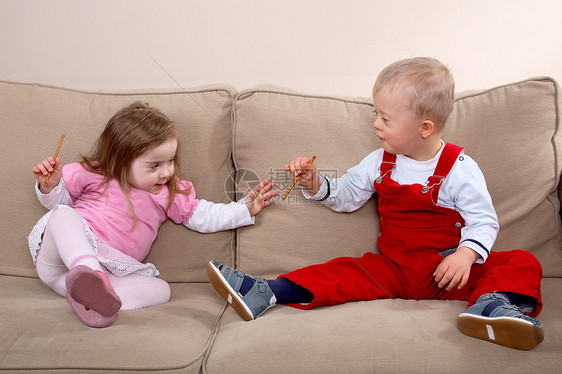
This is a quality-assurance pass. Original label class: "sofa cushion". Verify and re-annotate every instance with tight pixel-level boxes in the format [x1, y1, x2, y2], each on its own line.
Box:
[0, 81, 237, 282]
[443, 77, 562, 277]
[232, 86, 379, 278]
[0, 275, 225, 373]
[204, 277, 561, 373]
[232, 78, 562, 278]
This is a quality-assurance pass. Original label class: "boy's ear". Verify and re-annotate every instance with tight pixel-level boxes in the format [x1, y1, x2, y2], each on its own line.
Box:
[420, 119, 435, 139]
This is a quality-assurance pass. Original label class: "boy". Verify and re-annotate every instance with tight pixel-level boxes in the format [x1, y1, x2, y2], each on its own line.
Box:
[208, 57, 544, 350]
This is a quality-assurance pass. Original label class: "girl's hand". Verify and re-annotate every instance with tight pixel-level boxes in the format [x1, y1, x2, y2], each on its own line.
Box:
[32, 156, 62, 194]
[245, 179, 276, 216]
[433, 246, 479, 291]
[284, 157, 321, 195]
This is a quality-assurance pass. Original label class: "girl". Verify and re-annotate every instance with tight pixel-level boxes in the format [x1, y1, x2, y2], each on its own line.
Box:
[29, 101, 275, 328]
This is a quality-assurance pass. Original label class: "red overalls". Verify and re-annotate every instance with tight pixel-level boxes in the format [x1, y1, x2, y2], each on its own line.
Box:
[281, 143, 543, 316]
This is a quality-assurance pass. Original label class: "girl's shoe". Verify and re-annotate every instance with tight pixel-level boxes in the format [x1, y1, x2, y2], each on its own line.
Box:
[457, 293, 544, 350]
[65, 265, 121, 327]
[207, 260, 276, 321]
[65, 292, 118, 328]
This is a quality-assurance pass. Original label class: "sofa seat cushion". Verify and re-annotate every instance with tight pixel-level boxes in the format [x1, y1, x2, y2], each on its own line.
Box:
[0, 275, 225, 373]
[204, 278, 562, 373]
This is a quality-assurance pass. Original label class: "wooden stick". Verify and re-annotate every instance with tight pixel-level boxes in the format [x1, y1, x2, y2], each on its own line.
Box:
[45, 134, 65, 183]
[282, 156, 316, 200]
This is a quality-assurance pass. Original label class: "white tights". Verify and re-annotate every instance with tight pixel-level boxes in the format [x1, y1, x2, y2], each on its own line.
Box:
[36, 207, 170, 311]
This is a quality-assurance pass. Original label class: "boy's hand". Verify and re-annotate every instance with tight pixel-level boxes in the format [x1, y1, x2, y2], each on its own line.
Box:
[32, 156, 62, 194]
[284, 157, 321, 196]
[245, 179, 276, 216]
[433, 246, 479, 291]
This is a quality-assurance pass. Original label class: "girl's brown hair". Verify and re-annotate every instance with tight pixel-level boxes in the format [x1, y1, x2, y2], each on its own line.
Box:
[81, 101, 189, 227]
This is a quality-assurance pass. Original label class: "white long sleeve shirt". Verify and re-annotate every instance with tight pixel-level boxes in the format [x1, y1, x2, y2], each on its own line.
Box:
[35, 179, 254, 236]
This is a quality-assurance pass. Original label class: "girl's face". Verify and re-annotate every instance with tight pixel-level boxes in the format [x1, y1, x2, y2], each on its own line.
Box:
[128, 138, 177, 194]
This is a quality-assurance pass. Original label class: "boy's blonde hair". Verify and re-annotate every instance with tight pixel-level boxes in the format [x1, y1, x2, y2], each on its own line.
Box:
[373, 57, 455, 129]
[82, 101, 189, 227]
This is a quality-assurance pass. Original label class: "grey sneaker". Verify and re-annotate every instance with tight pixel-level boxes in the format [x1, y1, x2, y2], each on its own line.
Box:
[457, 293, 544, 350]
[207, 260, 276, 321]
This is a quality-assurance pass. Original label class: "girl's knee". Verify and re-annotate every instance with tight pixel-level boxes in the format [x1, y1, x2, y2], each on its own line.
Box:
[48, 205, 77, 221]
[35, 260, 67, 297]
[150, 277, 171, 304]
[112, 275, 171, 311]
[45, 206, 82, 233]
[135, 277, 171, 309]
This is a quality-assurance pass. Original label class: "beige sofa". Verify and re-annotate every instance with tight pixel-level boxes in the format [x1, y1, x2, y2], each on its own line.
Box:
[1, 77, 561, 373]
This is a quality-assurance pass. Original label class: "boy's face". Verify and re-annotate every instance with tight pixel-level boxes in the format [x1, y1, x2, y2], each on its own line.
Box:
[372, 86, 426, 160]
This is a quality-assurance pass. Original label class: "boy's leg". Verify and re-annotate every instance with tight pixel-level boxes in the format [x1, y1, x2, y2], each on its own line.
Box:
[466, 250, 543, 315]
[279, 252, 406, 309]
[207, 260, 276, 321]
[457, 292, 544, 350]
[457, 250, 544, 350]
[266, 278, 314, 304]
[208, 252, 406, 320]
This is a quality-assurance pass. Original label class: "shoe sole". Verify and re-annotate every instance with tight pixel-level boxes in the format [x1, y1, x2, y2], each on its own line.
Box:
[66, 292, 118, 328]
[207, 261, 254, 321]
[457, 313, 544, 350]
[65, 266, 121, 316]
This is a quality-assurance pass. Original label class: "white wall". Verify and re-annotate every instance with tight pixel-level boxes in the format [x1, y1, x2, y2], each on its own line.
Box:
[1, 0, 560, 96]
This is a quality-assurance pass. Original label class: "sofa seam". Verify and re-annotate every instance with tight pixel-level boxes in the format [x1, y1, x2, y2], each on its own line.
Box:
[452, 76, 557, 102]
[234, 87, 374, 107]
[200, 303, 229, 374]
[550, 78, 562, 260]
[231, 94, 241, 269]
[0, 79, 238, 97]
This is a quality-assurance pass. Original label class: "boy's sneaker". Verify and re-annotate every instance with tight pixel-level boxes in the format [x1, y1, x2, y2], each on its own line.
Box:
[457, 293, 544, 350]
[207, 260, 276, 321]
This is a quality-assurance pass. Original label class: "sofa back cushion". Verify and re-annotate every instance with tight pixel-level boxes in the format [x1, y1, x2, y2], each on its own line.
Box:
[0, 81, 237, 282]
[443, 78, 562, 277]
[233, 86, 380, 278]
[233, 78, 562, 278]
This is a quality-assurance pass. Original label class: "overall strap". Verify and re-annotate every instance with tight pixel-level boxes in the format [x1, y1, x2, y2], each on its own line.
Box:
[423, 143, 464, 201]
[375, 151, 396, 184]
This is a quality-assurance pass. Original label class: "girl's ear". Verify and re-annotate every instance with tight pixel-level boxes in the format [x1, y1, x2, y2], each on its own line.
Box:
[420, 119, 435, 139]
